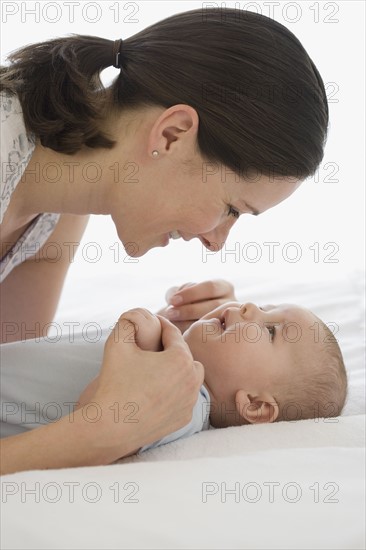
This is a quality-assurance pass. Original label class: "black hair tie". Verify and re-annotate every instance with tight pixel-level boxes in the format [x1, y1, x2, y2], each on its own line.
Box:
[113, 39, 123, 69]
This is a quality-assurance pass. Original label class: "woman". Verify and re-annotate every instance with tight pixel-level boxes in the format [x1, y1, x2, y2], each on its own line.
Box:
[0, 8, 329, 474]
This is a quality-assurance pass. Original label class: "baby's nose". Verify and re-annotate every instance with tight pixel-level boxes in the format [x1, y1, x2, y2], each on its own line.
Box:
[240, 303, 260, 319]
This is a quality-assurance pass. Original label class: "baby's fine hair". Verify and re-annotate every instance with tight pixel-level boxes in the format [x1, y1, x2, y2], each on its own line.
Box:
[274, 319, 348, 422]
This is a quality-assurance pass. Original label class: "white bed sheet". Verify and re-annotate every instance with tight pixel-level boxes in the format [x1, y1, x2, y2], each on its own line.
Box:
[2, 447, 365, 550]
[1, 269, 365, 549]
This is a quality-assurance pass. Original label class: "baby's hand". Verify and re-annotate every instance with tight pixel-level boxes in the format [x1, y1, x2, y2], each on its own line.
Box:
[121, 308, 162, 352]
[157, 279, 236, 333]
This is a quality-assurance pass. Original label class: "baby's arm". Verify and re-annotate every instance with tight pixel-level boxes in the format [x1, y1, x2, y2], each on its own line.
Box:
[75, 308, 162, 410]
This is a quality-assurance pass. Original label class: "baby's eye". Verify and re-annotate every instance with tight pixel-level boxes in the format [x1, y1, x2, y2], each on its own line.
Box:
[227, 205, 240, 219]
[267, 325, 276, 342]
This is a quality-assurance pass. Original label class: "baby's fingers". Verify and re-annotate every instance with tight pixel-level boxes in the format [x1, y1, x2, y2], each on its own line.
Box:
[168, 279, 235, 306]
[165, 282, 195, 304]
[165, 300, 224, 322]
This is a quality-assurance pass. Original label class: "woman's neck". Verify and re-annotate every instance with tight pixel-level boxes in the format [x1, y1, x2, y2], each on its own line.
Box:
[14, 101, 162, 224]
[16, 140, 116, 219]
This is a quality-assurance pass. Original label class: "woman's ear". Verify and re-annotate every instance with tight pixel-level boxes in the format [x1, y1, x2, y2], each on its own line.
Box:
[235, 389, 279, 424]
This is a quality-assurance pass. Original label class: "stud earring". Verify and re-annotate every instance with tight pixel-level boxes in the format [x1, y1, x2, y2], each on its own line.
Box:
[152, 150, 159, 158]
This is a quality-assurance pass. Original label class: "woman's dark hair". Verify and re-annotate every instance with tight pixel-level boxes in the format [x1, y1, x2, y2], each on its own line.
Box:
[0, 8, 329, 180]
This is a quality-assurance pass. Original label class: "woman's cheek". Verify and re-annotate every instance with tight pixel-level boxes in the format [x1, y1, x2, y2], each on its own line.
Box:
[183, 208, 223, 234]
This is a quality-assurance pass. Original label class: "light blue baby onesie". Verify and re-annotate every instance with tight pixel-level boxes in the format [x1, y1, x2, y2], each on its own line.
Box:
[0, 334, 211, 452]
[139, 385, 211, 453]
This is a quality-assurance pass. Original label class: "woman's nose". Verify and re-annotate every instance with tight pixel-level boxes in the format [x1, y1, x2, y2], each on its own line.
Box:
[200, 219, 235, 251]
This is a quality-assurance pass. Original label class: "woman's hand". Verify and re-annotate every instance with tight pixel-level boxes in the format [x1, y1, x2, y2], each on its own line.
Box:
[76, 308, 162, 411]
[81, 312, 204, 462]
[122, 308, 162, 352]
[156, 279, 236, 333]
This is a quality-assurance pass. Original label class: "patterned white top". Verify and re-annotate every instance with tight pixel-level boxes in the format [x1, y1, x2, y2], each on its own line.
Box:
[0, 91, 60, 283]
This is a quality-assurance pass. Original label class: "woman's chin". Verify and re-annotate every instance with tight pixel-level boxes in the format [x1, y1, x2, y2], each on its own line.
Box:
[122, 234, 170, 257]
[123, 241, 143, 257]
[148, 234, 170, 250]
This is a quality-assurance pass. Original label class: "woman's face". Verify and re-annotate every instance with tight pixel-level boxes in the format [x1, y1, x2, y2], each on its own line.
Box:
[109, 105, 302, 257]
[112, 168, 302, 258]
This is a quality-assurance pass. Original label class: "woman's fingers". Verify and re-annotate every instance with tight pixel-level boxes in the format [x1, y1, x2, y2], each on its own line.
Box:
[126, 309, 162, 352]
[106, 309, 159, 351]
[157, 315, 204, 382]
[157, 315, 192, 353]
[103, 315, 140, 360]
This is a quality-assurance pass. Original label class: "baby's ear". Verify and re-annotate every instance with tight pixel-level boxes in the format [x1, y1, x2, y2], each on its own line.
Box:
[235, 389, 279, 424]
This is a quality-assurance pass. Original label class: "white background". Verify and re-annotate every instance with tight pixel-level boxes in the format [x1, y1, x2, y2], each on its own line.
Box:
[1, 0, 365, 313]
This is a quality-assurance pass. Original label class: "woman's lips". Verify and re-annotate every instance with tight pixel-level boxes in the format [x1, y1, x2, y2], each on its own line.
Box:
[161, 231, 181, 246]
[161, 234, 169, 246]
[169, 231, 181, 239]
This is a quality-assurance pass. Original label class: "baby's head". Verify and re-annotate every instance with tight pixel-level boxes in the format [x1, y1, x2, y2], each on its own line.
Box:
[183, 302, 348, 427]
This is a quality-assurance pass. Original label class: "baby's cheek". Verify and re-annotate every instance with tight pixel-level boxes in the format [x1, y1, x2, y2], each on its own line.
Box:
[182, 323, 202, 356]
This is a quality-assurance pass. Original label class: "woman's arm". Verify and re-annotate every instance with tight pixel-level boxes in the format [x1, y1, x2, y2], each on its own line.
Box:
[0, 213, 89, 344]
[0, 407, 118, 475]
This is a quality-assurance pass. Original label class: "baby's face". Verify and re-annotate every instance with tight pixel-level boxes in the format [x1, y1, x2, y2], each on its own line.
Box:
[183, 301, 319, 403]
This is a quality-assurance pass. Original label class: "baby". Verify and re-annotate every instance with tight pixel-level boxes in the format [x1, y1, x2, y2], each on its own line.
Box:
[77, 301, 348, 454]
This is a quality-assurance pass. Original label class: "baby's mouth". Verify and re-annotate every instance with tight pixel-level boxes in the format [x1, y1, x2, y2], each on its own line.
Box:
[211, 317, 225, 332]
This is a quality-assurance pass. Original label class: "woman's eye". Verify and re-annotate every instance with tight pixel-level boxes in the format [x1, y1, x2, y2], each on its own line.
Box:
[228, 205, 240, 219]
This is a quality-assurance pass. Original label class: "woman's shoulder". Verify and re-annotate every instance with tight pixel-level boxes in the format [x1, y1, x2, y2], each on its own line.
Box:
[0, 89, 35, 146]
[0, 90, 36, 224]
[0, 90, 33, 134]
[1, 89, 20, 119]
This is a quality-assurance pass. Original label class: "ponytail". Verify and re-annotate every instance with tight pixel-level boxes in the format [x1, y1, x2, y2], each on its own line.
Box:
[0, 35, 117, 153]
